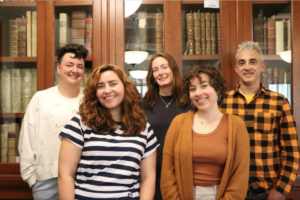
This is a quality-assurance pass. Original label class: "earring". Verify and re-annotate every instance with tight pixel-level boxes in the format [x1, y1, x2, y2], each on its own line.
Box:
[218, 94, 221, 101]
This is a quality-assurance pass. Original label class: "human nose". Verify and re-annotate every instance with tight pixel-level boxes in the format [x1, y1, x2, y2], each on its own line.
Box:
[104, 85, 111, 93]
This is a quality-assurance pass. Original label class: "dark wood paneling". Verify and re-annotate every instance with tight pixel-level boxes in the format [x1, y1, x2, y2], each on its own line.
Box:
[164, 1, 182, 71]
[45, 0, 55, 89]
[93, 0, 101, 69]
[229, 0, 238, 90]
[220, 0, 231, 91]
[115, 0, 124, 68]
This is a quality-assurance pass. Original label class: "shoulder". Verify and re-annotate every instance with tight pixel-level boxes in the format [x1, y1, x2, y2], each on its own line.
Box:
[228, 114, 245, 125]
[172, 110, 194, 124]
[263, 89, 286, 101]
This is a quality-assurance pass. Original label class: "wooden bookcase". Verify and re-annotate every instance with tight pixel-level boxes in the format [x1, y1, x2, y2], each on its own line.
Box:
[0, 0, 299, 199]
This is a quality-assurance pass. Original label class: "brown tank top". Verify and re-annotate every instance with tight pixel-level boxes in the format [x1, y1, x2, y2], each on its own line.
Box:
[192, 114, 228, 187]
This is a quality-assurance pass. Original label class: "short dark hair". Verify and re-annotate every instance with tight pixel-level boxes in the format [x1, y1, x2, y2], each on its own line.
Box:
[183, 65, 227, 106]
[55, 43, 89, 64]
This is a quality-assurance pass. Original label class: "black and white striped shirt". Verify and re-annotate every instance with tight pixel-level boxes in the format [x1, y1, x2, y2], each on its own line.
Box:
[60, 115, 159, 199]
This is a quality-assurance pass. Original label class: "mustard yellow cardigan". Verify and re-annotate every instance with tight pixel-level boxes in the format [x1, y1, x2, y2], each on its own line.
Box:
[161, 110, 250, 200]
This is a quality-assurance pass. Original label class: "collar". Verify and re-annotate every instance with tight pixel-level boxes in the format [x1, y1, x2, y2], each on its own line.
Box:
[233, 83, 267, 97]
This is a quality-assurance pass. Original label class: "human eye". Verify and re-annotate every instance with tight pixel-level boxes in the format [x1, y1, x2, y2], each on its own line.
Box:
[250, 60, 257, 64]
[97, 83, 104, 89]
[78, 65, 84, 69]
[189, 87, 195, 92]
[238, 61, 245, 66]
[152, 68, 158, 72]
[201, 84, 208, 89]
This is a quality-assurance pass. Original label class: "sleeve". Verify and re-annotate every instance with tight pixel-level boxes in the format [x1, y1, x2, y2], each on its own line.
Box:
[222, 116, 250, 200]
[59, 116, 85, 150]
[160, 116, 181, 200]
[275, 98, 300, 196]
[18, 93, 39, 188]
[142, 123, 159, 159]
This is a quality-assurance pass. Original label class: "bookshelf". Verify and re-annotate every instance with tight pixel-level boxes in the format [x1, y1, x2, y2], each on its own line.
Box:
[0, 0, 300, 199]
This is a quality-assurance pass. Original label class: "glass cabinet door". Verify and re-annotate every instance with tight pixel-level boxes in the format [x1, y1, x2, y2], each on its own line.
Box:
[124, 0, 164, 97]
[252, 1, 292, 102]
[0, 0, 39, 165]
[181, 0, 230, 90]
[53, 1, 93, 87]
[181, 2, 221, 75]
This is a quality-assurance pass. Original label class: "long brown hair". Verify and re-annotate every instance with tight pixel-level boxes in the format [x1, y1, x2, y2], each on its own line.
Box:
[143, 52, 188, 109]
[79, 64, 146, 135]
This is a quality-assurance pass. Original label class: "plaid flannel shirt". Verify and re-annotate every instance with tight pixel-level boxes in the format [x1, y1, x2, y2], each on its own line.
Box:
[220, 84, 299, 196]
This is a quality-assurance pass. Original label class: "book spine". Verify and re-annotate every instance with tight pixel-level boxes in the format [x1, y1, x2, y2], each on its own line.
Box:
[211, 13, 216, 55]
[217, 12, 220, 54]
[200, 13, 205, 54]
[205, 12, 211, 55]
[155, 13, 164, 53]
[1, 69, 11, 112]
[85, 17, 92, 55]
[1, 124, 8, 163]
[8, 124, 16, 163]
[263, 17, 268, 55]
[26, 11, 32, 57]
[194, 12, 201, 55]
[31, 11, 37, 57]
[267, 16, 276, 55]
[275, 20, 284, 55]
[10, 69, 22, 113]
[17, 18, 27, 57]
[9, 19, 18, 57]
[59, 13, 70, 47]
[138, 11, 147, 51]
[186, 12, 194, 55]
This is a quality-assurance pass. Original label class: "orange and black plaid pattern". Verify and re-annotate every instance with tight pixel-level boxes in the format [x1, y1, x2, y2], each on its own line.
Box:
[220, 84, 299, 197]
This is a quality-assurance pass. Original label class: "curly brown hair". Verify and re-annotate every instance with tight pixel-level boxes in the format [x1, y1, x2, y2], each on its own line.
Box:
[183, 65, 227, 106]
[143, 52, 188, 109]
[79, 64, 146, 135]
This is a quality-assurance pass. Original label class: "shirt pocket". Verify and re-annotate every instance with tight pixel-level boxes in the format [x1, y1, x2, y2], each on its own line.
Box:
[254, 112, 274, 134]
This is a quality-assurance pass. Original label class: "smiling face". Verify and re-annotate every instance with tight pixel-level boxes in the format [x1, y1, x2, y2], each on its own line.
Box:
[189, 73, 219, 112]
[235, 49, 266, 86]
[57, 52, 85, 86]
[96, 70, 125, 115]
[151, 57, 174, 88]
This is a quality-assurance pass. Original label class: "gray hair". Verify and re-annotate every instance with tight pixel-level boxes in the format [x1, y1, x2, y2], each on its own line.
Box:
[236, 41, 264, 63]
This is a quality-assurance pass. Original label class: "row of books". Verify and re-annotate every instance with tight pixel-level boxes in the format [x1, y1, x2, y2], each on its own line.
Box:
[261, 67, 291, 88]
[253, 10, 291, 55]
[125, 11, 163, 54]
[184, 11, 220, 55]
[59, 11, 92, 54]
[0, 68, 37, 113]
[54, 68, 92, 87]
[1, 123, 20, 163]
[9, 11, 37, 57]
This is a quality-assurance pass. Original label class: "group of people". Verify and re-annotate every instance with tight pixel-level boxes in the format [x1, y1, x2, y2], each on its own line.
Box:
[18, 41, 299, 200]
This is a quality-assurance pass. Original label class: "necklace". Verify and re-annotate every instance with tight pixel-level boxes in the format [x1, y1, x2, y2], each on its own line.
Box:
[200, 112, 220, 133]
[159, 95, 174, 108]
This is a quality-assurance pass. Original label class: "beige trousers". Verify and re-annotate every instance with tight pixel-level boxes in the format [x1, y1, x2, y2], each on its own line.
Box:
[193, 185, 219, 200]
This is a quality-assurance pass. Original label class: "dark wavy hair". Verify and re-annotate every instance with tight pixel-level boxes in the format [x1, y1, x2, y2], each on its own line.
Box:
[183, 65, 227, 106]
[79, 64, 146, 135]
[55, 43, 89, 64]
[143, 52, 188, 109]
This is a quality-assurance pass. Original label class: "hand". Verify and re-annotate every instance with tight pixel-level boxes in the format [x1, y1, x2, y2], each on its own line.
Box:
[267, 188, 285, 200]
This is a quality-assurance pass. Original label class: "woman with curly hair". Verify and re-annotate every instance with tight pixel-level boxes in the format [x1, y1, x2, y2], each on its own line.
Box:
[58, 64, 159, 199]
[141, 52, 193, 200]
[161, 65, 250, 200]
